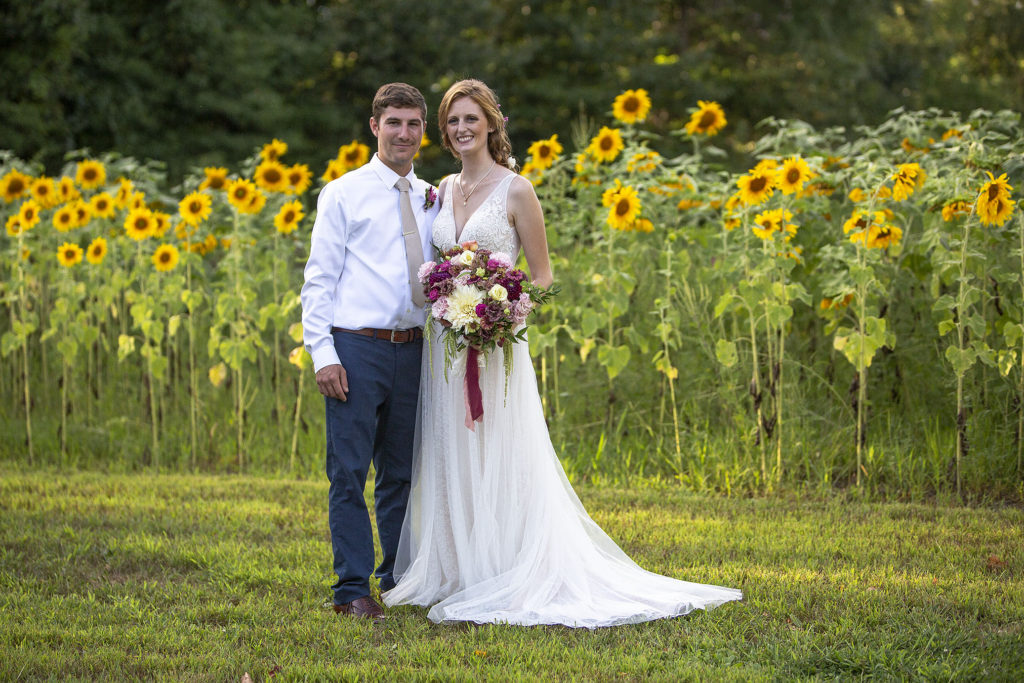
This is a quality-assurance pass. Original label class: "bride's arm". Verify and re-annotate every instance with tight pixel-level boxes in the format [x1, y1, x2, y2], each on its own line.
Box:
[508, 175, 553, 289]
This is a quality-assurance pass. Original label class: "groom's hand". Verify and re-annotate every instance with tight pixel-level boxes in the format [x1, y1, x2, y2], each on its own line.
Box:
[316, 364, 349, 401]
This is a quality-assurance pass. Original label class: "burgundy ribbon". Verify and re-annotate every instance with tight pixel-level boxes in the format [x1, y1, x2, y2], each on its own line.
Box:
[463, 347, 484, 430]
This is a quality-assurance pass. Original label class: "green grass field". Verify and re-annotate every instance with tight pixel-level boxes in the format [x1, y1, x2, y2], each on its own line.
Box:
[1, 468, 1021, 681]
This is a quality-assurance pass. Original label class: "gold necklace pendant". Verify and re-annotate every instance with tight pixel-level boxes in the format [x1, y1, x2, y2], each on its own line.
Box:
[459, 160, 497, 206]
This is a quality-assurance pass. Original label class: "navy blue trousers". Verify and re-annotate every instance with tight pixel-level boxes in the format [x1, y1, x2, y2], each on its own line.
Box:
[324, 330, 421, 605]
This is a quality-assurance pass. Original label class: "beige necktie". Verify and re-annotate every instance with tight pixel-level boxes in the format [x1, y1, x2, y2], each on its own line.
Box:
[394, 177, 427, 307]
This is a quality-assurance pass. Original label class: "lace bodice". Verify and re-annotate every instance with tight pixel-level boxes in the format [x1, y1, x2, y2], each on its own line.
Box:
[432, 174, 521, 257]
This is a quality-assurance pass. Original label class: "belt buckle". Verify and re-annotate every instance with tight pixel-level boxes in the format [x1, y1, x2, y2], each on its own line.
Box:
[390, 329, 401, 343]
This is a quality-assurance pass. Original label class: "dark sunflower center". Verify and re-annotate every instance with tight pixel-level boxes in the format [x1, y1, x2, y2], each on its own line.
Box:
[289, 172, 301, 184]
[83, 169, 97, 181]
[64, 249, 75, 258]
[538, 145, 550, 158]
[345, 151, 359, 162]
[786, 169, 800, 184]
[615, 198, 631, 216]
[189, 201, 202, 213]
[59, 213, 71, 224]
[134, 218, 148, 230]
[600, 136, 613, 151]
[988, 184, 1001, 202]
[624, 96, 639, 113]
[234, 188, 246, 200]
[209, 177, 225, 189]
[10, 179, 25, 193]
[160, 251, 171, 263]
[750, 177, 767, 192]
[699, 110, 716, 128]
[97, 200, 108, 210]
[283, 210, 295, 223]
[264, 169, 282, 184]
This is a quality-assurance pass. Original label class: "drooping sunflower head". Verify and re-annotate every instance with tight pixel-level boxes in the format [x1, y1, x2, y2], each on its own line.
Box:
[286, 164, 313, 195]
[260, 138, 288, 162]
[113, 177, 134, 207]
[941, 200, 972, 222]
[255, 160, 289, 193]
[1, 169, 31, 202]
[89, 192, 115, 219]
[73, 201, 91, 228]
[606, 185, 642, 231]
[601, 179, 625, 208]
[527, 135, 563, 170]
[244, 189, 267, 215]
[736, 168, 776, 206]
[322, 159, 345, 183]
[124, 207, 155, 241]
[75, 159, 107, 189]
[56, 241, 83, 267]
[627, 151, 663, 174]
[86, 237, 108, 265]
[891, 163, 926, 201]
[274, 199, 305, 234]
[152, 243, 180, 272]
[179, 191, 213, 227]
[976, 192, 1016, 227]
[151, 211, 171, 238]
[6, 214, 22, 236]
[199, 167, 229, 192]
[612, 88, 652, 125]
[778, 157, 813, 195]
[684, 100, 727, 137]
[587, 127, 625, 164]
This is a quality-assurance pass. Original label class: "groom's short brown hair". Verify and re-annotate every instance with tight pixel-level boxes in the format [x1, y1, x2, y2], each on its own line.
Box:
[372, 83, 427, 122]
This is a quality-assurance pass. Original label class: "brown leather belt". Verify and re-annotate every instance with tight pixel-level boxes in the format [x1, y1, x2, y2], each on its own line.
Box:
[331, 326, 423, 343]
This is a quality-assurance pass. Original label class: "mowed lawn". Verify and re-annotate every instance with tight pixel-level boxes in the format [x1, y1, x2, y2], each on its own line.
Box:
[0, 468, 1021, 681]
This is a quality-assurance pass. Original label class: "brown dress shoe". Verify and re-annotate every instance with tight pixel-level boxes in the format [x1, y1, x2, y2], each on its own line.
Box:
[333, 596, 386, 620]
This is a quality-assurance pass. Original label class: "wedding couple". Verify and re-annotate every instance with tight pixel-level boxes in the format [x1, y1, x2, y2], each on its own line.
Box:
[300, 80, 741, 627]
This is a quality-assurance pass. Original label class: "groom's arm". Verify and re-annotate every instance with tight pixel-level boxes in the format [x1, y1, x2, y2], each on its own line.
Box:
[301, 180, 350, 400]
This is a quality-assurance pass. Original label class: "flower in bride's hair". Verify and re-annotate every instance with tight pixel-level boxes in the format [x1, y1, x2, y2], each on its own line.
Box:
[444, 284, 485, 329]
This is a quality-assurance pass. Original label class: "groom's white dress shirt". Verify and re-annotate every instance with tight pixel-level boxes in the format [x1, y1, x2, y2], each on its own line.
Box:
[302, 154, 438, 373]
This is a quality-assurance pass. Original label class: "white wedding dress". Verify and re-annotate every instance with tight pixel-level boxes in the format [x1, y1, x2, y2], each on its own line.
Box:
[383, 173, 742, 627]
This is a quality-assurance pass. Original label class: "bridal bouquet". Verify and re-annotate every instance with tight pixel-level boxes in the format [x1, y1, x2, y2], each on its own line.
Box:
[418, 241, 555, 427]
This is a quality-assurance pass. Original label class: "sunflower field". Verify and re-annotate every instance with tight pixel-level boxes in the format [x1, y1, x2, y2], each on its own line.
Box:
[1, 91, 1022, 500]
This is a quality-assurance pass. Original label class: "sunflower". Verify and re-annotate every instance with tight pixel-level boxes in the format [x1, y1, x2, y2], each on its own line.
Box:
[612, 88, 652, 125]
[286, 164, 313, 195]
[942, 128, 965, 141]
[976, 172, 1016, 226]
[244, 189, 267, 215]
[752, 208, 797, 241]
[179, 191, 212, 226]
[677, 199, 704, 210]
[519, 162, 543, 187]
[684, 100, 727, 136]
[86, 237, 108, 265]
[866, 224, 903, 249]
[890, 163, 926, 201]
[527, 135, 563, 170]
[52, 205, 76, 232]
[73, 201, 91, 228]
[631, 217, 654, 233]
[322, 159, 345, 182]
[57, 176, 80, 203]
[128, 192, 148, 211]
[601, 179, 624, 207]
[113, 178, 135, 208]
[736, 168, 776, 206]
[260, 138, 288, 162]
[152, 211, 171, 237]
[587, 127, 625, 164]
[844, 210, 901, 249]
[57, 241, 84, 267]
[75, 159, 107, 189]
[6, 214, 22, 236]
[606, 185, 642, 230]
[124, 207, 155, 241]
[152, 243, 180, 272]
[627, 151, 662, 174]
[274, 200, 305, 234]
[942, 200, 972, 222]
[338, 141, 371, 171]
[31, 177, 58, 208]
[89, 192, 116, 218]
[820, 294, 855, 311]
[199, 167, 229, 191]
[778, 157, 813, 195]
[255, 160, 289, 193]
[848, 188, 866, 203]
[226, 179, 257, 212]
[18, 199, 41, 229]
[1, 169, 31, 202]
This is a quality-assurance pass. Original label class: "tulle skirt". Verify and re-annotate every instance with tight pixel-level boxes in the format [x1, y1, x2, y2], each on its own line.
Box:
[383, 324, 742, 627]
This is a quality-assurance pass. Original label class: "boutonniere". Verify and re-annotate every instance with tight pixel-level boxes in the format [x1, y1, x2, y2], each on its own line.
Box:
[423, 186, 438, 210]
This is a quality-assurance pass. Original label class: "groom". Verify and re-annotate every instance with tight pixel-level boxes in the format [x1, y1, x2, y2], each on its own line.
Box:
[301, 83, 437, 619]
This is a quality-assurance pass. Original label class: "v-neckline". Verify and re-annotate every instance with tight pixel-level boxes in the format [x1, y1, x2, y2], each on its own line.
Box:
[451, 174, 509, 243]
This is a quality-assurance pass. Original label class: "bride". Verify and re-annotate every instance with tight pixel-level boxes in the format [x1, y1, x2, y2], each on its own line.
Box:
[383, 79, 741, 627]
